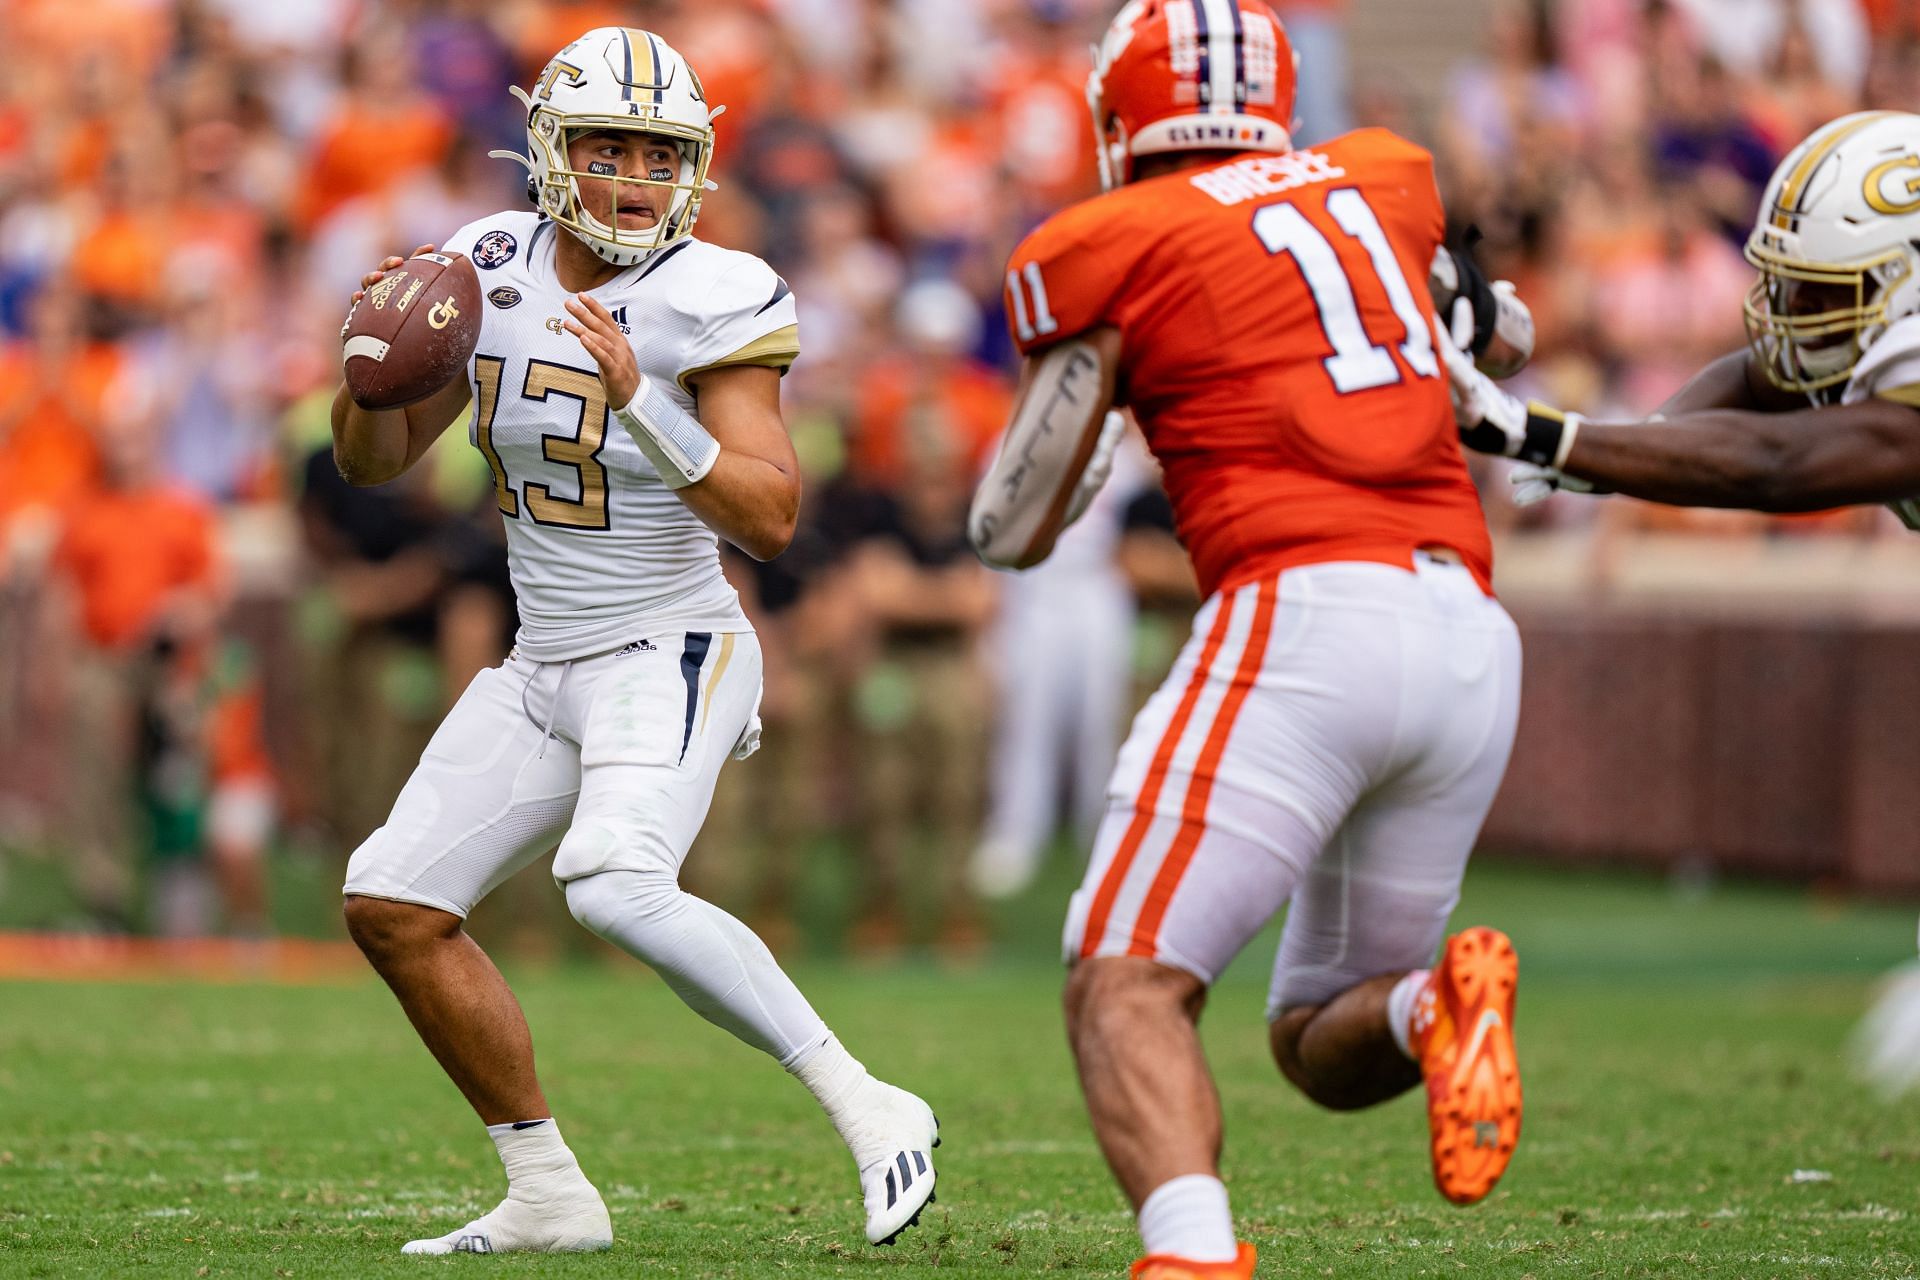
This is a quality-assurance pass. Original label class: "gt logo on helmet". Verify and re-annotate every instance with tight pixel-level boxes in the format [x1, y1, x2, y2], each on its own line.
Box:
[488, 27, 720, 268]
[1865, 153, 1920, 217]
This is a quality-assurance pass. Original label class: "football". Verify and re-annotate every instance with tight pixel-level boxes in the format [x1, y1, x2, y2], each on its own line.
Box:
[341, 251, 482, 409]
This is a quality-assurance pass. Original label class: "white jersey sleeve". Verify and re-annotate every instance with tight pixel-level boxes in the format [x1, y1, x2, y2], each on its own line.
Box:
[1845, 316, 1920, 408]
[1843, 317, 1920, 530]
[672, 256, 800, 392]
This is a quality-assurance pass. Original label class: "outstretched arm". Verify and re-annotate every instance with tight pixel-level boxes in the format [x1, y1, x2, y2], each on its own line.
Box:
[1561, 400, 1920, 512]
[1445, 332, 1920, 512]
[1656, 348, 1805, 416]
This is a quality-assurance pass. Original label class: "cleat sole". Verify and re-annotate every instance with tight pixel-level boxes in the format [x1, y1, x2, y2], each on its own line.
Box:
[1422, 926, 1523, 1207]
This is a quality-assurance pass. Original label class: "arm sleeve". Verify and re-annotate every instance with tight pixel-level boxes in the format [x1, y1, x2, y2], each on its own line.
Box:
[1002, 203, 1137, 357]
[675, 258, 801, 393]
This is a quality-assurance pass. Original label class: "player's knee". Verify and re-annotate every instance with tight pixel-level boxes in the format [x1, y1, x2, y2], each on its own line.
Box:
[1268, 1005, 1377, 1112]
[1064, 956, 1206, 1042]
[563, 865, 682, 942]
[342, 894, 460, 961]
[1268, 1005, 1317, 1090]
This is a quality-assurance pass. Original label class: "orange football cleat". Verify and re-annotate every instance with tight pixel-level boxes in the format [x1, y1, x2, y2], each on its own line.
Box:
[1409, 926, 1522, 1206]
[1131, 1243, 1257, 1279]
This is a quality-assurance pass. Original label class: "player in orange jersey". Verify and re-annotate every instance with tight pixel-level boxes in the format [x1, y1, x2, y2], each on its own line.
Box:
[968, 3, 1532, 1274]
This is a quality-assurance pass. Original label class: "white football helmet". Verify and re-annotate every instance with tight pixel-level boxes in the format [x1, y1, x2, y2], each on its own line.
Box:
[490, 28, 722, 266]
[1745, 111, 1920, 399]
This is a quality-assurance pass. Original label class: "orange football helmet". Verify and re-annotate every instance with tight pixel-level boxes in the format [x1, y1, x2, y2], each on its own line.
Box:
[1087, 0, 1298, 190]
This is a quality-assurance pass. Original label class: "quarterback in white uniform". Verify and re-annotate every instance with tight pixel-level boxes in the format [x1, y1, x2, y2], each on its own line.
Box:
[331, 28, 938, 1256]
[1445, 111, 1920, 1100]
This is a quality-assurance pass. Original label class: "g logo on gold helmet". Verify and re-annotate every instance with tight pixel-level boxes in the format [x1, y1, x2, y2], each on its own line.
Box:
[488, 28, 724, 268]
[1744, 111, 1920, 399]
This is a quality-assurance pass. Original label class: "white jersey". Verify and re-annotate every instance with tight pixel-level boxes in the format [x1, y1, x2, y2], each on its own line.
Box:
[440, 212, 800, 660]
[1844, 315, 1920, 529]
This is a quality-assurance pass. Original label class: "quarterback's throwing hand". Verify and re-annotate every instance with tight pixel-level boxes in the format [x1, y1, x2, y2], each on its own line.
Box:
[342, 243, 436, 339]
[564, 294, 639, 407]
[350, 244, 437, 308]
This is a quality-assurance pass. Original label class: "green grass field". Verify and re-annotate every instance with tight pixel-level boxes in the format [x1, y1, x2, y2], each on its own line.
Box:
[4, 859, 1919, 1279]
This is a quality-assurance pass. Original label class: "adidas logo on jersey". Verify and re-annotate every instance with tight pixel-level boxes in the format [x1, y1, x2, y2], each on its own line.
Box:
[610, 305, 631, 335]
[616, 638, 657, 656]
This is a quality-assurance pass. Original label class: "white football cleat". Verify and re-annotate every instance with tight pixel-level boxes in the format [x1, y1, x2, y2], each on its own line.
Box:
[400, 1176, 612, 1255]
[968, 837, 1039, 900]
[845, 1082, 940, 1245]
[1855, 959, 1920, 1099]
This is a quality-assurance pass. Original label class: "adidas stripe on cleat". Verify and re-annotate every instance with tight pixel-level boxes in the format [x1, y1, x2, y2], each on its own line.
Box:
[1411, 925, 1522, 1206]
[858, 1097, 940, 1246]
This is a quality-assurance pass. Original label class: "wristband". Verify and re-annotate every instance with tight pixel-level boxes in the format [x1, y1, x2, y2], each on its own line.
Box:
[613, 373, 721, 489]
[1518, 401, 1582, 469]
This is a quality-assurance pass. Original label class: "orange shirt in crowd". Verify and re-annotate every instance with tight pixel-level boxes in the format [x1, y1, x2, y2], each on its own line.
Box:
[4, 0, 168, 83]
[0, 342, 123, 532]
[208, 679, 274, 786]
[853, 358, 1011, 491]
[673, 1, 780, 142]
[515, 3, 641, 73]
[992, 51, 1100, 209]
[296, 99, 451, 232]
[53, 485, 219, 652]
[72, 207, 172, 308]
[1003, 130, 1492, 599]
[1862, 0, 1920, 37]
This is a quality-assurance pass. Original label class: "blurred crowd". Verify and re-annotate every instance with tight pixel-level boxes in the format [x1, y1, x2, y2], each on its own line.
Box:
[0, 0, 1906, 945]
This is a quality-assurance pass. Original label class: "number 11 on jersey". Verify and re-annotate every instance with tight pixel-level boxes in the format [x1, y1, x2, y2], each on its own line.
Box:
[1007, 261, 1059, 344]
[1253, 189, 1438, 395]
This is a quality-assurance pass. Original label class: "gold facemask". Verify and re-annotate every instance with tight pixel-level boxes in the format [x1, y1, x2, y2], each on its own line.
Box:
[1742, 238, 1909, 396]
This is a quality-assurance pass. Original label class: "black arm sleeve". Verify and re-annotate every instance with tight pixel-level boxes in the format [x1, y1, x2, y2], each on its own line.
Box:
[1449, 234, 1500, 359]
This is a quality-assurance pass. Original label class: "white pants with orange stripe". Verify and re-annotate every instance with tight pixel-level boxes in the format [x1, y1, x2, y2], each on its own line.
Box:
[344, 633, 763, 918]
[1063, 556, 1520, 1015]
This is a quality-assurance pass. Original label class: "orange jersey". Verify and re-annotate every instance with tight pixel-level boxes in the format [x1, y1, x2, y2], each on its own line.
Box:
[1003, 129, 1493, 598]
[54, 485, 219, 652]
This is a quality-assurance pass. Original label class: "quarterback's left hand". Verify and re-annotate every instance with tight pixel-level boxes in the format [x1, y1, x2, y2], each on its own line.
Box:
[564, 294, 639, 407]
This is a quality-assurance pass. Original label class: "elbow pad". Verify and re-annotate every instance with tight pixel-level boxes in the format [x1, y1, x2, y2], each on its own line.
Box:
[969, 337, 1112, 567]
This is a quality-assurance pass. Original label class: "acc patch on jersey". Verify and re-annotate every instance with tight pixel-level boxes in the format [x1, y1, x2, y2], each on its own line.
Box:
[488, 286, 523, 309]
[473, 230, 517, 270]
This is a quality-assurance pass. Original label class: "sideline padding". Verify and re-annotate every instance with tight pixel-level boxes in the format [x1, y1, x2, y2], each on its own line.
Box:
[0, 931, 364, 984]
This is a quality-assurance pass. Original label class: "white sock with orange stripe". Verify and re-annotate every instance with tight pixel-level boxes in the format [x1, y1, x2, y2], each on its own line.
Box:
[1387, 969, 1431, 1060]
[1138, 1174, 1237, 1263]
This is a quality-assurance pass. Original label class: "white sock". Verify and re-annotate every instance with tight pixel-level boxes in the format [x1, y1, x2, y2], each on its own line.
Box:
[485, 1119, 586, 1194]
[402, 1119, 609, 1254]
[789, 1032, 871, 1128]
[1138, 1174, 1236, 1263]
[564, 869, 829, 1063]
[1386, 969, 1430, 1061]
